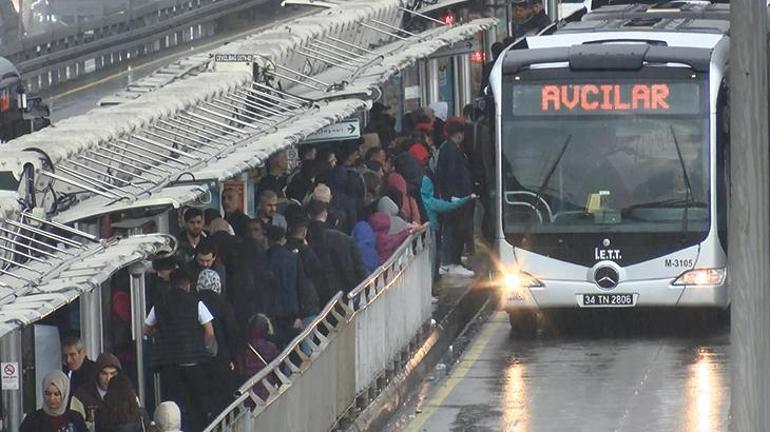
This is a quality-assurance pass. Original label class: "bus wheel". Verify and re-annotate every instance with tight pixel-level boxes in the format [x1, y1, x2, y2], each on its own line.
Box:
[509, 311, 537, 339]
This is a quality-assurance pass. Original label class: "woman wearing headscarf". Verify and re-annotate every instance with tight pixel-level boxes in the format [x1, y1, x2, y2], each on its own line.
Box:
[352, 221, 382, 275]
[368, 212, 412, 261]
[20, 370, 87, 432]
[153, 401, 182, 432]
[94, 374, 150, 432]
[386, 173, 421, 224]
[376, 196, 412, 235]
[197, 269, 240, 413]
[234, 314, 279, 401]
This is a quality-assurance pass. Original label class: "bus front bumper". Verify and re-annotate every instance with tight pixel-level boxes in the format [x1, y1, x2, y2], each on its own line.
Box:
[500, 279, 729, 311]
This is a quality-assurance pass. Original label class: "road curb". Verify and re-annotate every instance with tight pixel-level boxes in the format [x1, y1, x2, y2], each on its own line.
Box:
[344, 284, 492, 432]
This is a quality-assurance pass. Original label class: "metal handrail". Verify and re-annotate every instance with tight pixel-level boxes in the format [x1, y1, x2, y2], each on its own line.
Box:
[233, 291, 348, 396]
[348, 226, 429, 299]
[204, 230, 430, 432]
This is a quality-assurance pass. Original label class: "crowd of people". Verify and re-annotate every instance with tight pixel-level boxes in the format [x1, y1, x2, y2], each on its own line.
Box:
[21, 337, 183, 432]
[21, 99, 487, 432]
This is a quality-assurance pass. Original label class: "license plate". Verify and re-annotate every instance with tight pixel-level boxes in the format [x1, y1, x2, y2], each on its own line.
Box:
[581, 294, 635, 308]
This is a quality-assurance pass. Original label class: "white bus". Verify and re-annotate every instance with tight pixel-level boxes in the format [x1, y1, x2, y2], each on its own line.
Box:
[487, 1, 742, 333]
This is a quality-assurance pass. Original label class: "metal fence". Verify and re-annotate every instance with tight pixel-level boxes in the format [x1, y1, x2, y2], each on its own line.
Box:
[1, 0, 276, 93]
[204, 229, 432, 432]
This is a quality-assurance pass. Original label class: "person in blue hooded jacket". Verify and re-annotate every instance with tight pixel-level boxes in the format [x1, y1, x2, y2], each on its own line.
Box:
[352, 221, 382, 275]
[420, 173, 475, 280]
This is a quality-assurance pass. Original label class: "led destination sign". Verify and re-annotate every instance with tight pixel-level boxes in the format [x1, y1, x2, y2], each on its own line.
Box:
[512, 81, 703, 116]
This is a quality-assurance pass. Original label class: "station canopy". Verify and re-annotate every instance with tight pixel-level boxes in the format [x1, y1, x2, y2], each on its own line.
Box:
[0, 211, 175, 338]
[0, 0, 496, 225]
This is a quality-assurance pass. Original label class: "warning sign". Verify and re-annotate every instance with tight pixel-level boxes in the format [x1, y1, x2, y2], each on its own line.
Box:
[1, 362, 19, 390]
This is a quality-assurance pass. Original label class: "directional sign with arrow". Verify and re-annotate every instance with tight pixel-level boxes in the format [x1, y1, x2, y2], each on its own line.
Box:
[303, 119, 361, 143]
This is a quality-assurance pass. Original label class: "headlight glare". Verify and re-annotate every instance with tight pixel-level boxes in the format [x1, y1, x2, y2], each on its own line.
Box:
[503, 271, 543, 289]
[672, 268, 726, 286]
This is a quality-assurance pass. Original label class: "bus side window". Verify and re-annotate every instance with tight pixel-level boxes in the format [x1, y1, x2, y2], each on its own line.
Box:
[716, 79, 729, 252]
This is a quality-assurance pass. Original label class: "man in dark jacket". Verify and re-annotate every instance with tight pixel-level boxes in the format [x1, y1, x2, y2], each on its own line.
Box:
[265, 225, 306, 347]
[72, 352, 121, 423]
[257, 190, 288, 230]
[512, 0, 551, 39]
[312, 184, 347, 233]
[255, 150, 289, 200]
[285, 214, 322, 319]
[187, 238, 227, 295]
[195, 269, 240, 413]
[235, 219, 274, 322]
[286, 159, 321, 203]
[306, 199, 368, 303]
[435, 117, 475, 277]
[144, 270, 215, 432]
[61, 337, 97, 410]
[330, 143, 366, 231]
[222, 188, 251, 238]
[148, 256, 176, 309]
[176, 208, 206, 265]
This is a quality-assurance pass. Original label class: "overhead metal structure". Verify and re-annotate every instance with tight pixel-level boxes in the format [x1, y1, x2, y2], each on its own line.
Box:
[0, 211, 175, 338]
[0, 0, 495, 227]
[62, 15, 495, 222]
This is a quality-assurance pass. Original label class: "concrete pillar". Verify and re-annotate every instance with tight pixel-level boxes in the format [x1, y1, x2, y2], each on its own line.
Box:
[76, 220, 104, 361]
[427, 59, 440, 105]
[418, 61, 429, 107]
[128, 260, 148, 405]
[545, 0, 559, 22]
[1, 330, 23, 432]
[80, 288, 104, 360]
[458, 54, 472, 113]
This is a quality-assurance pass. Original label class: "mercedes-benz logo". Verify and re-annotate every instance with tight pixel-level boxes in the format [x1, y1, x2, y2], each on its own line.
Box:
[594, 267, 619, 290]
[602, 238, 611, 247]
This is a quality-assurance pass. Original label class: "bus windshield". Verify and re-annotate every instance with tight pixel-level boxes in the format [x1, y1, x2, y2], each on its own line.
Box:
[501, 76, 710, 235]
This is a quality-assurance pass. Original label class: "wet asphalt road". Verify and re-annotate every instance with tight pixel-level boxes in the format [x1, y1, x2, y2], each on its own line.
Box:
[396, 310, 730, 432]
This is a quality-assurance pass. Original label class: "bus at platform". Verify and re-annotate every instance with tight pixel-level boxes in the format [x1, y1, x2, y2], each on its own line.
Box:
[486, 1, 742, 333]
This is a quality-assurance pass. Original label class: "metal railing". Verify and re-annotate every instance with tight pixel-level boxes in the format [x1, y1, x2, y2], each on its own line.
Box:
[0, 211, 101, 285]
[204, 229, 432, 432]
[37, 80, 310, 212]
[2, 0, 276, 92]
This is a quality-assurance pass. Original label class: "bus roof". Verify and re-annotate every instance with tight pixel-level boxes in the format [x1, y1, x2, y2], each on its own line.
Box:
[527, 31, 724, 51]
[584, 2, 731, 21]
[520, 0, 738, 53]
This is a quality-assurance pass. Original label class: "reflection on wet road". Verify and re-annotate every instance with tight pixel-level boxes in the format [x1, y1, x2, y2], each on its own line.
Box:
[400, 312, 729, 432]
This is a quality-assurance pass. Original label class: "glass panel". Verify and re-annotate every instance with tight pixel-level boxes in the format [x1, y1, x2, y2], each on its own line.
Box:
[501, 77, 710, 235]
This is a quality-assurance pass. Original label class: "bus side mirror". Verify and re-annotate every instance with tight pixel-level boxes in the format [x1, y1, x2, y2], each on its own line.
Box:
[473, 95, 493, 121]
[473, 96, 488, 113]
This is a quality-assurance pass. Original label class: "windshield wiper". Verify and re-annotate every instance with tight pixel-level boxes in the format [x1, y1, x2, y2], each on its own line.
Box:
[533, 134, 572, 206]
[624, 197, 707, 211]
[526, 135, 572, 226]
[670, 126, 695, 241]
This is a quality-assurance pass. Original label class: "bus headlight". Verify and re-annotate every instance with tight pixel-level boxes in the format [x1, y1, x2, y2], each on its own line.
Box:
[672, 268, 726, 286]
[503, 272, 543, 290]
